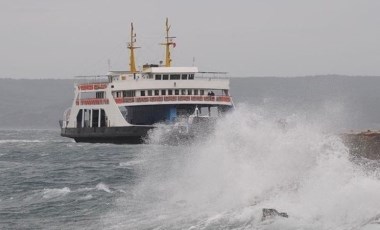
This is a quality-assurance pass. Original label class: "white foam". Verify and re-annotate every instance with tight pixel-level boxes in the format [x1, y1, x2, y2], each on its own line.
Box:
[103, 105, 380, 229]
[0, 139, 44, 144]
[79, 194, 93, 200]
[42, 187, 71, 199]
[96, 183, 112, 193]
[119, 160, 144, 167]
[76, 187, 94, 192]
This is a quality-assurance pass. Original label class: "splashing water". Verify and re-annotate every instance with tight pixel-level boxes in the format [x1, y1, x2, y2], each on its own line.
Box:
[102, 105, 380, 229]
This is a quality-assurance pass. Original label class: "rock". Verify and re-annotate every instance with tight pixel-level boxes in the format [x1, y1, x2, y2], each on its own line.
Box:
[341, 132, 380, 160]
[262, 208, 288, 221]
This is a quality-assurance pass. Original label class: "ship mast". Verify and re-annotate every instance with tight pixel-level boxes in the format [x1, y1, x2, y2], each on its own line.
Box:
[127, 23, 140, 73]
[161, 18, 176, 67]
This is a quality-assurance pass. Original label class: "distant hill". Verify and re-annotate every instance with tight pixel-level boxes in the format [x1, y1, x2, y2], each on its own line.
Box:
[0, 79, 74, 129]
[1, 76, 380, 130]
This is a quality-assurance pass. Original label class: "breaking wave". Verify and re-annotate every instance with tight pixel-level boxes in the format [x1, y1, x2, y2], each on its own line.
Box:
[0, 139, 44, 144]
[42, 187, 71, 199]
[103, 105, 380, 229]
[96, 183, 112, 193]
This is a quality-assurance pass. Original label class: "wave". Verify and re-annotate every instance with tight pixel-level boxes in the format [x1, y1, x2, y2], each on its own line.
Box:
[41, 183, 114, 200]
[96, 183, 112, 193]
[119, 160, 144, 168]
[102, 105, 380, 229]
[0, 139, 44, 144]
[42, 187, 71, 199]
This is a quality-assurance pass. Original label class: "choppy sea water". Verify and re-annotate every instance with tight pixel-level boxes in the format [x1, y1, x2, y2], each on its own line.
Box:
[1, 106, 380, 230]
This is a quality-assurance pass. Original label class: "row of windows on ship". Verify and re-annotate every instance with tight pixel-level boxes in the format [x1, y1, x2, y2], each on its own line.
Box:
[112, 89, 229, 98]
[154, 74, 195, 80]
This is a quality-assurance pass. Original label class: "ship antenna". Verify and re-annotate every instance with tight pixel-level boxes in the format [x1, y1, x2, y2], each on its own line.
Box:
[160, 18, 176, 67]
[127, 22, 140, 73]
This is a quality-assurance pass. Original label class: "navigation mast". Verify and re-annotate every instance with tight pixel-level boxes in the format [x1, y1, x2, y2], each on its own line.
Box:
[161, 18, 176, 67]
[127, 23, 140, 73]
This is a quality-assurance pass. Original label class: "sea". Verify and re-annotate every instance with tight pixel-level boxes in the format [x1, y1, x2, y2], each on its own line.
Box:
[1, 77, 380, 229]
[1, 105, 380, 230]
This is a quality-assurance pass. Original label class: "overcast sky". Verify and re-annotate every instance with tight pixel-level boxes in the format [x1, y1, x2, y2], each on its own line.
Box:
[1, 0, 380, 78]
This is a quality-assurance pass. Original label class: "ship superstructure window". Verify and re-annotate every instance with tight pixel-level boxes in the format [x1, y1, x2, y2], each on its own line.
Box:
[181, 89, 186, 95]
[168, 89, 173, 95]
[181, 74, 188, 80]
[161, 90, 166, 95]
[189, 74, 195, 80]
[155, 74, 162, 80]
[163, 74, 169, 80]
[124, 90, 135, 97]
[140, 90, 146, 96]
[95, 92, 105, 98]
[175, 90, 179, 95]
[154, 90, 159, 96]
[187, 89, 192, 95]
[147, 74, 153, 79]
[148, 90, 152, 96]
[170, 74, 180, 80]
[194, 89, 198, 95]
[200, 90, 204, 95]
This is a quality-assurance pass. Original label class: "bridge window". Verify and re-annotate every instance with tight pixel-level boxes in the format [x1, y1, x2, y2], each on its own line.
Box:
[155, 74, 162, 80]
[189, 74, 194, 80]
[175, 90, 179, 95]
[154, 90, 159, 96]
[148, 90, 152, 96]
[168, 89, 173, 95]
[140, 90, 146, 96]
[181, 74, 188, 80]
[181, 89, 186, 95]
[187, 89, 192, 95]
[161, 90, 166, 95]
[170, 74, 180, 80]
[194, 89, 198, 95]
[163, 74, 169, 80]
[200, 90, 204, 95]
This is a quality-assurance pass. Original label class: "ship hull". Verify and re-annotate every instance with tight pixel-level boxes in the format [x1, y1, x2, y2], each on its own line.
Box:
[61, 126, 154, 144]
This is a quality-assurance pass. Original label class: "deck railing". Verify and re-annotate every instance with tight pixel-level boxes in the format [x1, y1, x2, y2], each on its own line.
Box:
[76, 98, 109, 105]
[114, 95, 231, 104]
[77, 83, 108, 91]
[76, 96, 231, 106]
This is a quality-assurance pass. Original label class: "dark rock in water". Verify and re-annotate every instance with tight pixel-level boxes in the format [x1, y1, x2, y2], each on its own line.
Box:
[342, 131, 380, 160]
[262, 208, 288, 221]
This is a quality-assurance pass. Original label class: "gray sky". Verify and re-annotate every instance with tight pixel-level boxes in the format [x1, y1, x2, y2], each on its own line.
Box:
[1, 0, 380, 78]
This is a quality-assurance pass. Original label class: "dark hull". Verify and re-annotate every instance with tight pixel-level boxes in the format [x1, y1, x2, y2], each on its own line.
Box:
[61, 126, 154, 144]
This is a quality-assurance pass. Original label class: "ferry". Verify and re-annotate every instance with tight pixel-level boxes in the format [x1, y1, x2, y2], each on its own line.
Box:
[60, 19, 234, 143]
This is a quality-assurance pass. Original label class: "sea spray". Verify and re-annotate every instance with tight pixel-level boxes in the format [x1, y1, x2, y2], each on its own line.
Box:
[102, 105, 380, 229]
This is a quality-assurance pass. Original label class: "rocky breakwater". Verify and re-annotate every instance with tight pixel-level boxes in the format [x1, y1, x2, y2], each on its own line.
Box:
[342, 131, 380, 160]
